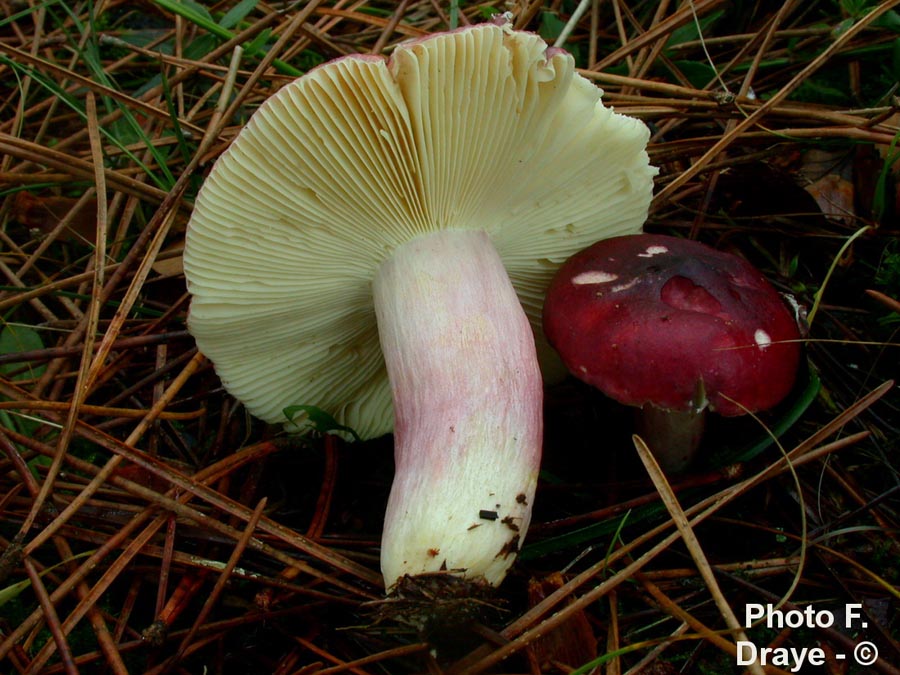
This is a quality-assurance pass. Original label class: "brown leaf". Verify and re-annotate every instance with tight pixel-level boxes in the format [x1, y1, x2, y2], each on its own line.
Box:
[11, 191, 98, 243]
[805, 173, 855, 223]
[799, 149, 855, 224]
[526, 572, 598, 669]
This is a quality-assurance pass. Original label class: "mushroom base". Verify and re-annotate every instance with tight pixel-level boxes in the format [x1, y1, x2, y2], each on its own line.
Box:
[373, 228, 543, 592]
[367, 572, 502, 644]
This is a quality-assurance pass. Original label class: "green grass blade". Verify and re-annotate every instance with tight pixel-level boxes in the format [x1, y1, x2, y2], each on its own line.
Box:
[153, 0, 302, 76]
[0, 55, 173, 191]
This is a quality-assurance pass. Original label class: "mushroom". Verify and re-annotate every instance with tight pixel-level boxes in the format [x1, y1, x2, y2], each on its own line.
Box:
[183, 22, 656, 592]
[543, 233, 802, 473]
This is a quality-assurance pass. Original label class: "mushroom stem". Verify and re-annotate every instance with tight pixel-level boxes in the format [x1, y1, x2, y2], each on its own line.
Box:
[635, 403, 707, 474]
[373, 228, 543, 591]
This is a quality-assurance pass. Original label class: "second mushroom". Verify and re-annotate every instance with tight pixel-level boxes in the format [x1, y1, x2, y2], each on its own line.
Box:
[543, 233, 803, 473]
[184, 23, 656, 592]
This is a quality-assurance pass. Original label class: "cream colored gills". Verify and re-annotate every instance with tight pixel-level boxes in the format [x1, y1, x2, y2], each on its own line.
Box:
[183, 21, 656, 592]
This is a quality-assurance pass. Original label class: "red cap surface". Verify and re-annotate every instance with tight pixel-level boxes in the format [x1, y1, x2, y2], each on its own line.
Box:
[543, 234, 802, 416]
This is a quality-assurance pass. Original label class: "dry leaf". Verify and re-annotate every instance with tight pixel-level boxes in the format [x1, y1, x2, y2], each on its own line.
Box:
[11, 191, 98, 242]
[526, 571, 598, 669]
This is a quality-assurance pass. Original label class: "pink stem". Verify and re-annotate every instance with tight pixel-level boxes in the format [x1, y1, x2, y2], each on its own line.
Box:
[373, 229, 543, 590]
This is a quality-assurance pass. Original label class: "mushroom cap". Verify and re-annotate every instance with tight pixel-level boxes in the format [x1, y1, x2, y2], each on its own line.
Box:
[543, 234, 802, 416]
[184, 22, 656, 438]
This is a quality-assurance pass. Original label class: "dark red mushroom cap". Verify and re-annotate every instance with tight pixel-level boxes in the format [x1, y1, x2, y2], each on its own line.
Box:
[543, 234, 802, 417]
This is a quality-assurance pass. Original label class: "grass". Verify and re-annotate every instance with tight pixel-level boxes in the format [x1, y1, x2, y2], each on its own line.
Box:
[0, 0, 899, 673]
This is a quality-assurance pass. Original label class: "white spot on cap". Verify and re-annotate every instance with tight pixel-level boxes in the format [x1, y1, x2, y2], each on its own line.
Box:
[572, 271, 618, 285]
[637, 245, 669, 258]
[754, 329, 771, 349]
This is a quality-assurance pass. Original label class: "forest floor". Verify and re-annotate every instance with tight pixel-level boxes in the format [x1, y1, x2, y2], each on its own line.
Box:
[0, 1, 898, 673]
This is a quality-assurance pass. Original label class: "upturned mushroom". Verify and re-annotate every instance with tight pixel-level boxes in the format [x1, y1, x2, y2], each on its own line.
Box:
[543, 234, 802, 473]
[184, 22, 656, 592]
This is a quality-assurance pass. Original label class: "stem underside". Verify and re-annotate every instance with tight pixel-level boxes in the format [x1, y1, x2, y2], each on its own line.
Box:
[636, 403, 707, 473]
